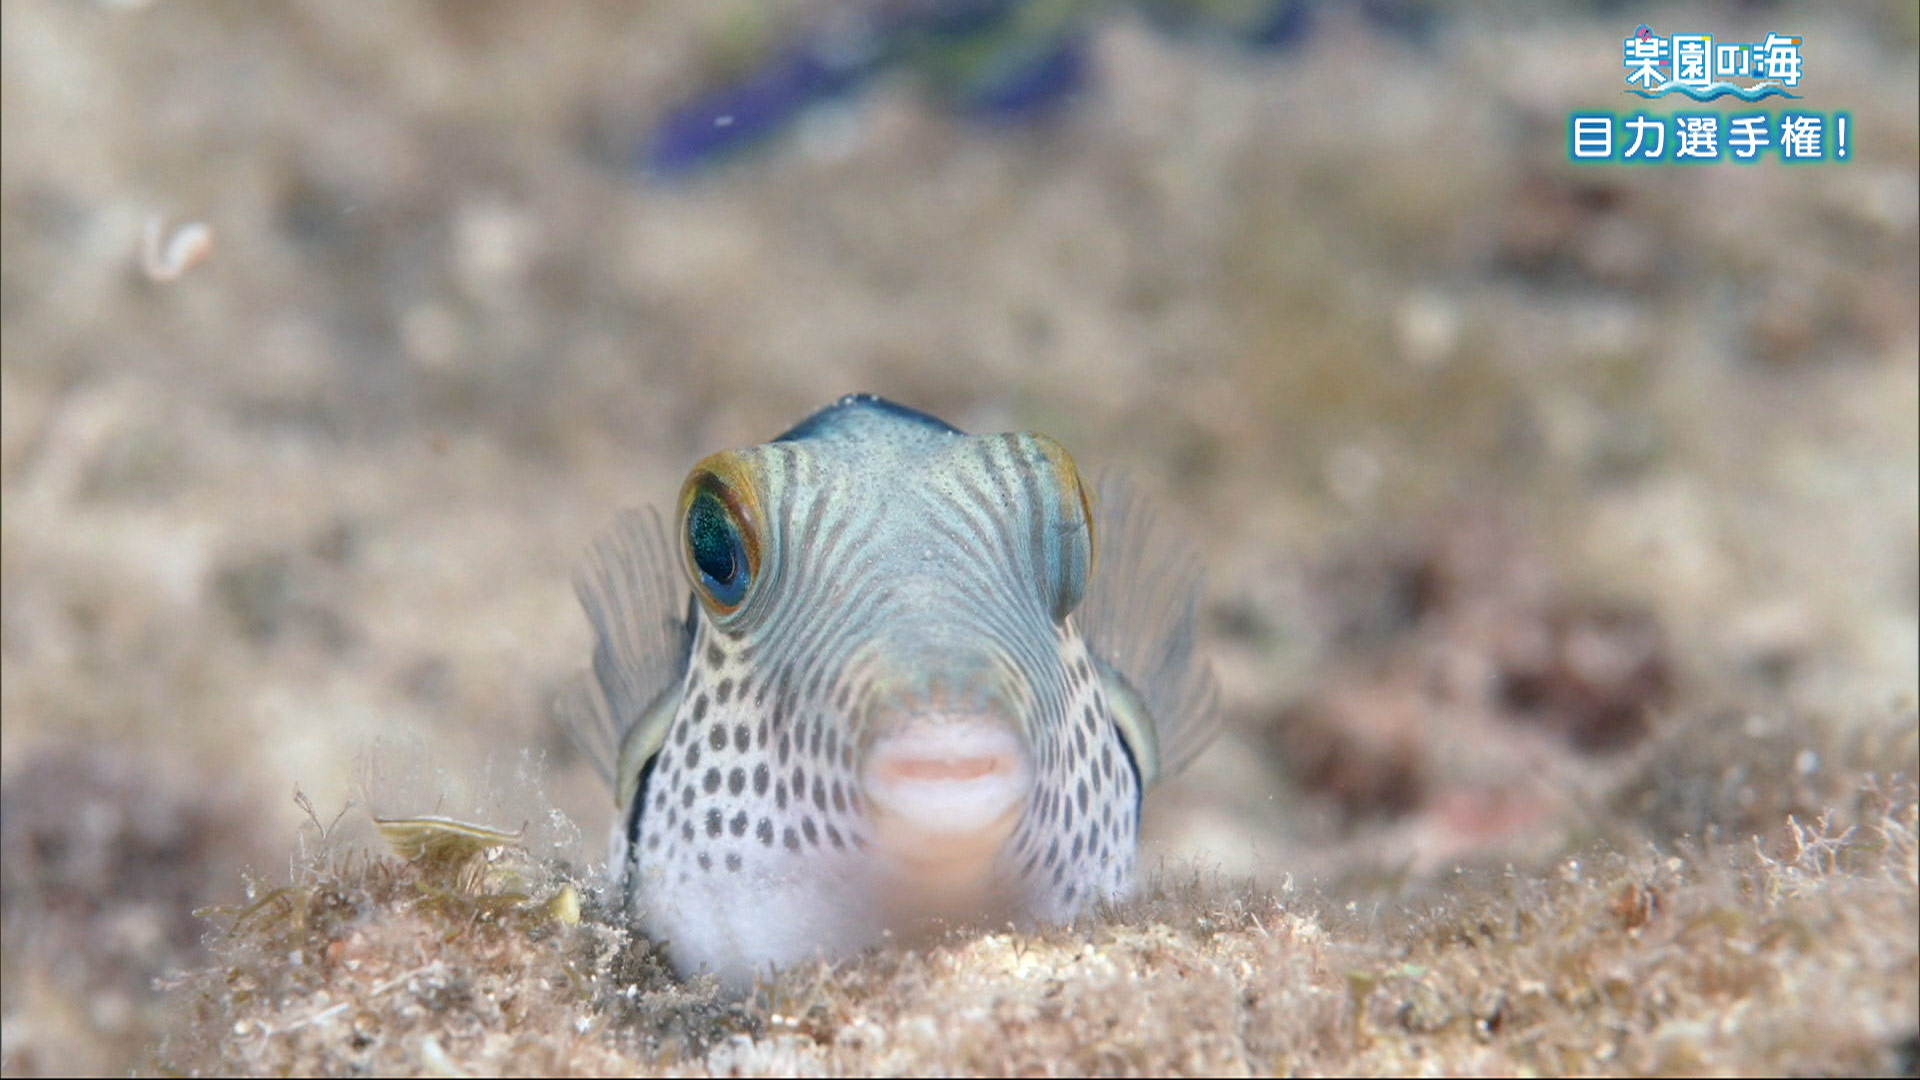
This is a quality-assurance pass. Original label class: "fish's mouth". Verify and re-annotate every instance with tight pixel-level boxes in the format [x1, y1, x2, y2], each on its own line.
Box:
[862, 719, 1032, 835]
[861, 719, 1032, 912]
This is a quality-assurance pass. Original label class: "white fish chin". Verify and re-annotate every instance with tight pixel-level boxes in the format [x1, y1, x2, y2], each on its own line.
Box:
[860, 718, 1033, 919]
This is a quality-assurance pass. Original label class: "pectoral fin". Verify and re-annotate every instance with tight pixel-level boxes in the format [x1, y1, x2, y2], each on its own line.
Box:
[1075, 474, 1219, 787]
[553, 507, 692, 810]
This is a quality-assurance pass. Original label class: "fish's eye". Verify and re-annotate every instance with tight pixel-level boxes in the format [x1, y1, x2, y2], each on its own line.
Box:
[688, 490, 744, 601]
[1018, 434, 1095, 621]
[1052, 462, 1094, 619]
[679, 462, 762, 616]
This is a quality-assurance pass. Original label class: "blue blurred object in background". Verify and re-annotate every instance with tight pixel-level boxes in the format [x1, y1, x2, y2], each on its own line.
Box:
[1137, 0, 1316, 51]
[642, 12, 887, 176]
[639, 0, 1438, 179]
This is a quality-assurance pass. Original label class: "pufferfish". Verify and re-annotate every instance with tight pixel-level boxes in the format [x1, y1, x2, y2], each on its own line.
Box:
[558, 394, 1216, 986]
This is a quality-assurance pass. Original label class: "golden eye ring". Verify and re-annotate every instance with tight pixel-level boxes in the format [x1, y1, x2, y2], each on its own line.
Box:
[678, 453, 764, 616]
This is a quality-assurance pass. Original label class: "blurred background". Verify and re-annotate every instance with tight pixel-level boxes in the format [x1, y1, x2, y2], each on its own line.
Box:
[2, 2, 1914, 1074]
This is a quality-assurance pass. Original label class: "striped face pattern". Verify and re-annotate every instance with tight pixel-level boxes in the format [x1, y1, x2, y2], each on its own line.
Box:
[560, 395, 1216, 986]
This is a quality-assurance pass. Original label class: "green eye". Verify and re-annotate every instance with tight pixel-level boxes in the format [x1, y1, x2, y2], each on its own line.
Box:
[1018, 433, 1094, 621]
[677, 454, 766, 618]
[688, 488, 748, 608]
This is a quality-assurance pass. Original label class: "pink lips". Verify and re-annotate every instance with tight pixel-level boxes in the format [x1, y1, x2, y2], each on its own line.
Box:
[861, 720, 1033, 837]
[861, 719, 1035, 919]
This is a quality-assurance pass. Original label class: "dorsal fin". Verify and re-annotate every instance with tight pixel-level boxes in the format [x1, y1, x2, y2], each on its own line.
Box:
[553, 507, 692, 807]
[1075, 473, 1219, 786]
